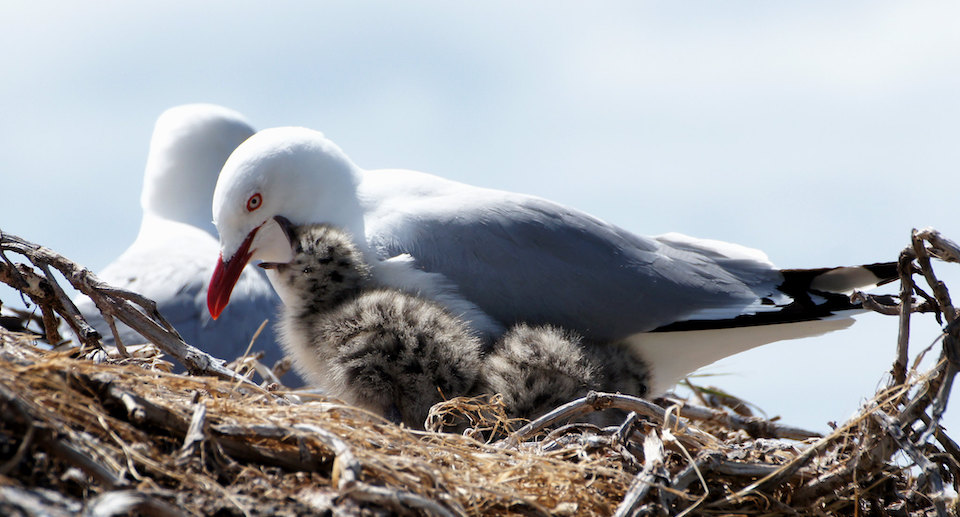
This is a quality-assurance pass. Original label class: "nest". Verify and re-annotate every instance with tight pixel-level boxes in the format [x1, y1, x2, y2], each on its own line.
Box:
[0, 228, 959, 516]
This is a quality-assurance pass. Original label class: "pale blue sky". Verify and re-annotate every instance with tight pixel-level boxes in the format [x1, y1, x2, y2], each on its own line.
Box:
[2, 2, 959, 432]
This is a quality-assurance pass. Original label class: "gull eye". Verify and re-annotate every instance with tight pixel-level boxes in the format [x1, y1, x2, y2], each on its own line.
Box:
[246, 193, 262, 212]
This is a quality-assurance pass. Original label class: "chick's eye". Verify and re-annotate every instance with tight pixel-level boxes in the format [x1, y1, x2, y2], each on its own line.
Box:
[246, 193, 262, 212]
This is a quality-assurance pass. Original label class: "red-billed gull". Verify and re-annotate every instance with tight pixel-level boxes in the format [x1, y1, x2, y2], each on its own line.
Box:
[208, 127, 896, 395]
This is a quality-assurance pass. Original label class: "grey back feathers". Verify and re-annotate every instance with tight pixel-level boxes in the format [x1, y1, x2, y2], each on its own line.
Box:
[274, 223, 651, 429]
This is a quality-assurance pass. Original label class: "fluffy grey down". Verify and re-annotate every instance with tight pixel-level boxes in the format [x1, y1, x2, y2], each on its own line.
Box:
[271, 223, 650, 428]
[482, 323, 650, 423]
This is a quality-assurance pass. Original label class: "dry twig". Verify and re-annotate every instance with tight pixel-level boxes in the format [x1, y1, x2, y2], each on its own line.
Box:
[0, 230, 259, 385]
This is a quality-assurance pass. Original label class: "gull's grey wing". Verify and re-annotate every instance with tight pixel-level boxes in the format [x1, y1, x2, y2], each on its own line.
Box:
[365, 180, 785, 343]
[75, 221, 294, 383]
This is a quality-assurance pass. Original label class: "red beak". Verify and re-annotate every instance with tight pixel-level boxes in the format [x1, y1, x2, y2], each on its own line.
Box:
[207, 228, 257, 319]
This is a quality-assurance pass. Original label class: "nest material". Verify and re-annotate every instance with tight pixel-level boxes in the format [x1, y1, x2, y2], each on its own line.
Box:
[0, 228, 958, 516]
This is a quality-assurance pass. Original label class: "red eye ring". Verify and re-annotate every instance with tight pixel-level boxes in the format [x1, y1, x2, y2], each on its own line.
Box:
[246, 193, 262, 212]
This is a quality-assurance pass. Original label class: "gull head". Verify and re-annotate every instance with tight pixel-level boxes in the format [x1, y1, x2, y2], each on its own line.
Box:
[207, 126, 365, 318]
[141, 104, 254, 234]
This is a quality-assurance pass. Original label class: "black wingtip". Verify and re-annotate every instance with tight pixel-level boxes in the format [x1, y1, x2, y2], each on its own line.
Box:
[652, 260, 900, 333]
[862, 261, 900, 286]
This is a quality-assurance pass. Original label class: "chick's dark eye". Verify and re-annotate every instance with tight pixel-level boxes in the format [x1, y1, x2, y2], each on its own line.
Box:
[246, 193, 262, 212]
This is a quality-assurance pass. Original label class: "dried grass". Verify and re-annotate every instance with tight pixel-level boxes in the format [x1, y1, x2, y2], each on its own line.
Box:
[0, 228, 958, 516]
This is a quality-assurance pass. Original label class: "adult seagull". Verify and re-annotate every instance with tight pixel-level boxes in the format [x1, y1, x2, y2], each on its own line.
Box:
[208, 127, 896, 394]
[75, 105, 292, 383]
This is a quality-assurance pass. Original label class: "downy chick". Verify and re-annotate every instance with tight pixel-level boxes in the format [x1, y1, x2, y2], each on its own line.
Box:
[265, 222, 482, 428]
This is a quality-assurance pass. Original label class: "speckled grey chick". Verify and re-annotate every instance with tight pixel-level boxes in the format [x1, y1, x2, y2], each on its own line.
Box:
[480, 324, 599, 419]
[265, 223, 484, 429]
[480, 324, 650, 422]
[588, 341, 650, 399]
[267, 221, 651, 427]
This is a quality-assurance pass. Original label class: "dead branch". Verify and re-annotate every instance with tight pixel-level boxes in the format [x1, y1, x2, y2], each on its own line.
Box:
[498, 392, 717, 451]
[912, 230, 957, 325]
[0, 258, 97, 346]
[657, 396, 820, 440]
[613, 430, 667, 517]
[893, 247, 916, 387]
[341, 482, 464, 517]
[851, 291, 902, 316]
[872, 410, 948, 517]
[0, 229, 259, 385]
[82, 490, 189, 517]
[292, 423, 363, 488]
[176, 400, 208, 463]
[907, 229, 960, 443]
[918, 228, 960, 264]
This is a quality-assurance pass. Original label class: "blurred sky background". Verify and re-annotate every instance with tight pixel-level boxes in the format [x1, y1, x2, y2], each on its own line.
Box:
[2, 2, 959, 433]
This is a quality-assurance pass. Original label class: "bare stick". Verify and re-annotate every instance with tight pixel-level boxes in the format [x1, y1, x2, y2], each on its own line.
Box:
[177, 400, 208, 462]
[46, 438, 126, 489]
[496, 392, 716, 450]
[789, 388, 929, 506]
[614, 430, 666, 517]
[872, 410, 948, 517]
[102, 313, 128, 358]
[851, 291, 901, 316]
[341, 482, 463, 517]
[918, 228, 960, 264]
[665, 451, 723, 509]
[612, 411, 640, 446]
[919, 412, 960, 464]
[921, 319, 960, 444]
[911, 229, 960, 442]
[88, 373, 189, 432]
[0, 230, 257, 385]
[83, 490, 189, 517]
[292, 423, 363, 488]
[912, 230, 956, 325]
[718, 413, 877, 507]
[0, 258, 99, 346]
[35, 263, 74, 345]
[658, 396, 820, 440]
[892, 247, 916, 387]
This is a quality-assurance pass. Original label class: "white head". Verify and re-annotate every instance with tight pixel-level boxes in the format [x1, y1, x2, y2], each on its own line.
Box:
[208, 126, 365, 318]
[140, 104, 255, 235]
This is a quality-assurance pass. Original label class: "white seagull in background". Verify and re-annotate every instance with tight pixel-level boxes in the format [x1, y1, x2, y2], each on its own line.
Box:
[207, 127, 896, 395]
[75, 105, 292, 383]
